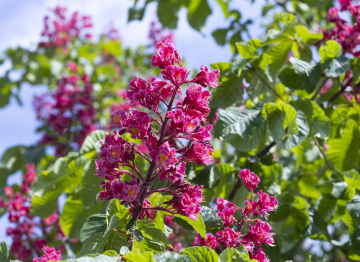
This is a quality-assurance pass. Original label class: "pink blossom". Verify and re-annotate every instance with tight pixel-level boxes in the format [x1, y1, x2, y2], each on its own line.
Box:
[150, 77, 175, 99]
[33, 246, 62, 262]
[327, 7, 339, 22]
[216, 197, 236, 212]
[122, 183, 140, 202]
[217, 207, 236, 227]
[256, 190, 278, 218]
[239, 169, 260, 191]
[217, 228, 241, 249]
[242, 220, 275, 246]
[110, 110, 130, 131]
[161, 65, 190, 86]
[192, 233, 219, 249]
[249, 248, 270, 262]
[183, 142, 214, 165]
[126, 76, 160, 110]
[190, 125, 212, 141]
[4, 186, 13, 198]
[191, 65, 220, 88]
[183, 85, 211, 119]
[151, 143, 177, 170]
[151, 40, 182, 69]
[127, 110, 152, 140]
[167, 110, 201, 134]
[159, 162, 186, 183]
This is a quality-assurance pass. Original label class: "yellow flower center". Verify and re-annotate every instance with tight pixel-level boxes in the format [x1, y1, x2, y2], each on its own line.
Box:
[131, 127, 139, 135]
[159, 153, 168, 163]
[113, 114, 121, 123]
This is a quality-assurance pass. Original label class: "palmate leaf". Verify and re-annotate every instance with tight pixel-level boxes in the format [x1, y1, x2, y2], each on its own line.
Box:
[327, 119, 360, 171]
[80, 130, 108, 155]
[0, 241, 10, 262]
[65, 255, 121, 262]
[214, 106, 266, 152]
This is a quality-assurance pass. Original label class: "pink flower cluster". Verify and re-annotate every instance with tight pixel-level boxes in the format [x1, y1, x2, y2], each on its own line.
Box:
[39, 6, 92, 49]
[33, 246, 62, 262]
[96, 40, 220, 221]
[0, 164, 65, 261]
[322, 0, 360, 56]
[192, 169, 278, 262]
[34, 68, 97, 156]
[148, 21, 174, 49]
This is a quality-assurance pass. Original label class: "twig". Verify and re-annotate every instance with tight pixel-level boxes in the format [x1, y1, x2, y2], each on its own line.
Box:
[249, 67, 285, 102]
[312, 137, 333, 171]
[255, 141, 276, 158]
[311, 77, 328, 100]
[328, 77, 352, 103]
[227, 179, 242, 202]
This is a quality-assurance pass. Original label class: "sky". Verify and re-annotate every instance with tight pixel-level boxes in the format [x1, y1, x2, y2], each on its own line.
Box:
[0, 0, 266, 244]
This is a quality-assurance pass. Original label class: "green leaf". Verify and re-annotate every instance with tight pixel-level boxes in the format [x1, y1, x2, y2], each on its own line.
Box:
[80, 130, 108, 155]
[0, 241, 10, 262]
[279, 58, 321, 93]
[124, 242, 157, 261]
[319, 40, 342, 62]
[199, 206, 223, 229]
[187, 0, 212, 32]
[296, 25, 323, 45]
[219, 248, 253, 262]
[65, 254, 121, 262]
[181, 246, 219, 262]
[22, 146, 45, 164]
[157, 0, 183, 29]
[266, 103, 309, 149]
[212, 28, 228, 46]
[60, 194, 102, 239]
[81, 160, 101, 208]
[153, 251, 191, 262]
[79, 232, 106, 256]
[347, 195, 360, 224]
[236, 42, 259, 60]
[154, 211, 166, 233]
[139, 226, 171, 246]
[0, 145, 25, 174]
[161, 212, 206, 239]
[209, 65, 244, 109]
[106, 199, 129, 223]
[291, 100, 330, 139]
[322, 56, 350, 78]
[328, 120, 360, 171]
[351, 57, 360, 86]
[128, 7, 145, 21]
[80, 214, 107, 243]
[208, 164, 237, 189]
[214, 106, 266, 151]
[105, 231, 127, 253]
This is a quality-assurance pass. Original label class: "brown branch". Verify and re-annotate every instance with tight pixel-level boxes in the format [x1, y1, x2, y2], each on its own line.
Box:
[227, 179, 242, 202]
[311, 77, 328, 101]
[256, 141, 276, 158]
[328, 77, 352, 103]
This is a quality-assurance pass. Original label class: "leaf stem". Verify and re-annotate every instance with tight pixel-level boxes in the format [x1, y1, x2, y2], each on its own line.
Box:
[312, 137, 334, 171]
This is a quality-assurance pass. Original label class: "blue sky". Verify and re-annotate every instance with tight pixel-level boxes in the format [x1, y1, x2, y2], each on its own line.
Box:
[0, 0, 265, 244]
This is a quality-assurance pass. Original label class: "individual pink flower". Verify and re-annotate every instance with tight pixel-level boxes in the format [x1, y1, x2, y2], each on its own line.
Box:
[110, 110, 129, 131]
[190, 125, 212, 141]
[327, 7, 339, 22]
[256, 190, 278, 218]
[122, 183, 140, 202]
[217, 207, 236, 227]
[33, 246, 62, 262]
[183, 84, 211, 119]
[159, 162, 186, 183]
[167, 110, 201, 134]
[161, 65, 190, 86]
[216, 227, 241, 249]
[4, 186, 13, 198]
[150, 77, 175, 99]
[127, 110, 152, 140]
[192, 233, 219, 249]
[151, 40, 182, 69]
[183, 142, 214, 165]
[242, 220, 275, 247]
[249, 248, 270, 262]
[216, 197, 236, 211]
[24, 163, 36, 185]
[126, 76, 160, 110]
[191, 65, 220, 88]
[239, 169, 260, 191]
[151, 143, 177, 170]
